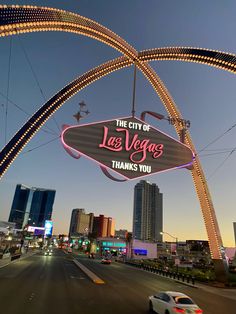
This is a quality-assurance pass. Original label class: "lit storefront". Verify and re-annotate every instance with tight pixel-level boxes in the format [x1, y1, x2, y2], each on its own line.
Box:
[97, 237, 126, 256]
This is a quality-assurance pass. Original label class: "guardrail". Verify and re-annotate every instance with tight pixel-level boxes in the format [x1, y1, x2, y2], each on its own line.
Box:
[122, 260, 195, 286]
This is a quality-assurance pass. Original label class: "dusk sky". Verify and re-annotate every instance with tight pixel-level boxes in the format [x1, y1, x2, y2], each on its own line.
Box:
[0, 0, 236, 246]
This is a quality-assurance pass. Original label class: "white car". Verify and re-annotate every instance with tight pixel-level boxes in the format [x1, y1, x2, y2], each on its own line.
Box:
[149, 291, 203, 314]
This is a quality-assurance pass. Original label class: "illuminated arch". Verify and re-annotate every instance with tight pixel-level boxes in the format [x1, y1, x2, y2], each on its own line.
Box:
[0, 6, 233, 264]
[139, 47, 236, 73]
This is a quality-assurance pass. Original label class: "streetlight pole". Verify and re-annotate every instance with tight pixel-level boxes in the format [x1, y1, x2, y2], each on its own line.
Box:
[160, 231, 178, 255]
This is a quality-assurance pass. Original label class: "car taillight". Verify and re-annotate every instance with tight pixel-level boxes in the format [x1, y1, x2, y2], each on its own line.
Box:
[195, 310, 203, 313]
[173, 307, 185, 313]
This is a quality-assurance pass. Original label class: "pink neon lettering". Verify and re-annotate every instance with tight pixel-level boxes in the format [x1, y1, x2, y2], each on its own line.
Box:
[99, 126, 164, 162]
[99, 126, 122, 151]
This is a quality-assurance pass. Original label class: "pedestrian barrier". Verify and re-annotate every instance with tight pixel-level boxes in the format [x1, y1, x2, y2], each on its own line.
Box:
[11, 254, 21, 261]
[124, 260, 195, 286]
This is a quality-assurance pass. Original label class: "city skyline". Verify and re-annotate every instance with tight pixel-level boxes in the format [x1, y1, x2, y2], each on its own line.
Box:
[0, 1, 236, 246]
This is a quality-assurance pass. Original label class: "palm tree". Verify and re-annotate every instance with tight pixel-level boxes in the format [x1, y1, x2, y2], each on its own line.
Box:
[126, 232, 133, 260]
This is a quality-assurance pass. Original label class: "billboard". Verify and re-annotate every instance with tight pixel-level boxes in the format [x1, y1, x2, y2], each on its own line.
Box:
[62, 116, 194, 180]
[44, 220, 53, 237]
[27, 226, 45, 236]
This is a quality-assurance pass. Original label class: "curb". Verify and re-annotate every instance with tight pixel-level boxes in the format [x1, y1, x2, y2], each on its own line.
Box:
[73, 259, 105, 284]
[174, 279, 197, 288]
[0, 251, 38, 269]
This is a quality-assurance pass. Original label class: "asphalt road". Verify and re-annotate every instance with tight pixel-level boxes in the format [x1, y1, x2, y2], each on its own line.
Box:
[0, 249, 234, 314]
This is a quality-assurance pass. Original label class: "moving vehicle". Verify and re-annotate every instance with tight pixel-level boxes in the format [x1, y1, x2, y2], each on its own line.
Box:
[101, 258, 111, 264]
[44, 248, 53, 256]
[148, 291, 203, 314]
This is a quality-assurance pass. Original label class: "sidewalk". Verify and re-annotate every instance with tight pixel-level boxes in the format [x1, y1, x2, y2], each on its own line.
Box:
[0, 250, 38, 269]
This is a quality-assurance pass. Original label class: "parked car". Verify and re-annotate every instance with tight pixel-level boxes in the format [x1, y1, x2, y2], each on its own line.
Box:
[101, 258, 111, 264]
[148, 291, 203, 314]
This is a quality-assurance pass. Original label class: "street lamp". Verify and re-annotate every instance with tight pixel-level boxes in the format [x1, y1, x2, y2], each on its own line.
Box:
[160, 231, 178, 255]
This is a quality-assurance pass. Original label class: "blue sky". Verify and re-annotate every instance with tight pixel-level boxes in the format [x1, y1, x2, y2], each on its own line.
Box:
[0, 0, 236, 246]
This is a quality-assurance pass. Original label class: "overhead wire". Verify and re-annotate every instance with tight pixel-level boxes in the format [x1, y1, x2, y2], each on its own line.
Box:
[18, 38, 61, 133]
[0, 90, 57, 136]
[5, 37, 12, 145]
[196, 120, 236, 180]
[207, 146, 236, 180]
[199, 150, 234, 157]
[198, 122, 236, 153]
[1, 37, 62, 159]
[20, 136, 60, 155]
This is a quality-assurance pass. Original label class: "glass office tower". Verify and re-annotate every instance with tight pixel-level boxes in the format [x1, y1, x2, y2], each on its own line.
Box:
[133, 180, 163, 242]
[8, 184, 56, 229]
[8, 184, 33, 229]
[29, 189, 56, 227]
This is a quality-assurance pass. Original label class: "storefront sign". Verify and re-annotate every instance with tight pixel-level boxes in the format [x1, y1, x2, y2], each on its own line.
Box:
[61, 116, 194, 180]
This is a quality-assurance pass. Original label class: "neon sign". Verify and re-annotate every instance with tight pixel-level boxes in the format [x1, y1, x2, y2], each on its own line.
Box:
[44, 220, 53, 237]
[61, 116, 194, 180]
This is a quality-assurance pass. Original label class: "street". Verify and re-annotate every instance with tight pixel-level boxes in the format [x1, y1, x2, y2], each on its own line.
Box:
[0, 250, 235, 314]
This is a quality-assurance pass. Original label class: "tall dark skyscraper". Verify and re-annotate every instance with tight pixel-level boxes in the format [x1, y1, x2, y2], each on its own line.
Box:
[133, 180, 163, 242]
[8, 184, 56, 229]
[29, 188, 56, 227]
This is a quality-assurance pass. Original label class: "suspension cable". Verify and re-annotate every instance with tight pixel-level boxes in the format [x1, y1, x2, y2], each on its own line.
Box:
[198, 122, 236, 153]
[0, 90, 56, 136]
[131, 64, 137, 117]
[18, 38, 61, 133]
[5, 37, 12, 145]
[207, 146, 236, 180]
[21, 136, 60, 155]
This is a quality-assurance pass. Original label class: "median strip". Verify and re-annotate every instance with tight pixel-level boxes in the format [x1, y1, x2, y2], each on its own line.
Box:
[73, 259, 105, 284]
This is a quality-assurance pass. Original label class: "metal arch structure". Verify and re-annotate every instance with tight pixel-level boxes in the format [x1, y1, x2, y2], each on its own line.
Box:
[139, 47, 236, 73]
[0, 6, 233, 275]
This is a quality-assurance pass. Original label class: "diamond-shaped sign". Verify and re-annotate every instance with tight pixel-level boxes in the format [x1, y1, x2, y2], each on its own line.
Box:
[61, 116, 194, 180]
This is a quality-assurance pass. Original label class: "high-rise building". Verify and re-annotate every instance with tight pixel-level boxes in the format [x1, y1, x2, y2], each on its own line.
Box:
[233, 222, 236, 246]
[133, 180, 163, 242]
[8, 184, 32, 229]
[92, 215, 115, 237]
[29, 188, 56, 227]
[69, 209, 94, 237]
[8, 184, 56, 229]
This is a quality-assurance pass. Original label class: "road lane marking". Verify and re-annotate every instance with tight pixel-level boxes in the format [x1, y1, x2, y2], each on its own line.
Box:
[73, 259, 105, 284]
